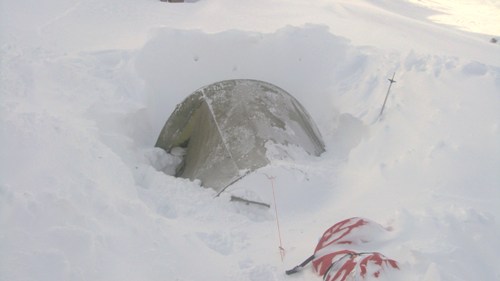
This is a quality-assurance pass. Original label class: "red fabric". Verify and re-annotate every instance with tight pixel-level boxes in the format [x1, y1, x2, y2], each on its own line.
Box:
[311, 217, 400, 281]
[314, 217, 368, 253]
[358, 253, 399, 278]
[324, 256, 357, 281]
[312, 250, 355, 276]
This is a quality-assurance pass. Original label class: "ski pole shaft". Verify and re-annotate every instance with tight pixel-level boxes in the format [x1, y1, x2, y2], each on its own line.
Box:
[285, 254, 315, 275]
[379, 72, 396, 118]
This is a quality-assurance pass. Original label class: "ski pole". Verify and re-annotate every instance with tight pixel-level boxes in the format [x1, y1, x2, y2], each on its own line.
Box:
[285, 254, 315, 275]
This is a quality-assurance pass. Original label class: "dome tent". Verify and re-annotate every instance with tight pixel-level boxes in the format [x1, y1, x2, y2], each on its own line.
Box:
[155, 79, 325, 194]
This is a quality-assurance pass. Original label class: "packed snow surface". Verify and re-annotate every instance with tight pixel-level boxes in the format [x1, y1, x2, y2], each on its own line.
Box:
[1, 0, 499, 281]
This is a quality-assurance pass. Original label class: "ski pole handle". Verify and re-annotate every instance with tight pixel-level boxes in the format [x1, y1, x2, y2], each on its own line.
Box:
[285, 254, 315, 275]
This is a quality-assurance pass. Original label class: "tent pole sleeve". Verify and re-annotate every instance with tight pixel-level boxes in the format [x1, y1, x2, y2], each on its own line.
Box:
[201, 91, 241, 172]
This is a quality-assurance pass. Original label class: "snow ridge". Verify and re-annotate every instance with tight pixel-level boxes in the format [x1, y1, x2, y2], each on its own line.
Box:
[1, 0, 499, 280]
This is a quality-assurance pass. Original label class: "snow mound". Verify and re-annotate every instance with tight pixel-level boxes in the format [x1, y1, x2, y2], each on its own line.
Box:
[1, 1, 500, 281]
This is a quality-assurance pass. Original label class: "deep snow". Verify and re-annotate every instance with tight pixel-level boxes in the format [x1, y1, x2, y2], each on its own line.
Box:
[1, 0, 499, 281]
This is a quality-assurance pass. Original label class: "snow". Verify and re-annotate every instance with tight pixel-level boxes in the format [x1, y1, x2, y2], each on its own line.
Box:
[1, 0, 499, 281]
[407, 0, 500, 36]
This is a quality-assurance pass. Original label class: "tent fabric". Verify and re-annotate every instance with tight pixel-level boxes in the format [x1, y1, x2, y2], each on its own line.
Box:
[155, 79, 325, 193]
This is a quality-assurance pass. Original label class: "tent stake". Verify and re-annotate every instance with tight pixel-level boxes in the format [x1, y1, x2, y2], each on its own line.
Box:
[230, 195, 270, 208]
[379, 72, 396, 119]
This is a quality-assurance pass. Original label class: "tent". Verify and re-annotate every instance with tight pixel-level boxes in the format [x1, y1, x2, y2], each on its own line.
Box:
[155, 79, 325, 194]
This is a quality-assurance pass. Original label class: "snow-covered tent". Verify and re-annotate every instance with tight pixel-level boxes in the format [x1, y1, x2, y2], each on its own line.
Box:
[155, 79, 325, 194]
